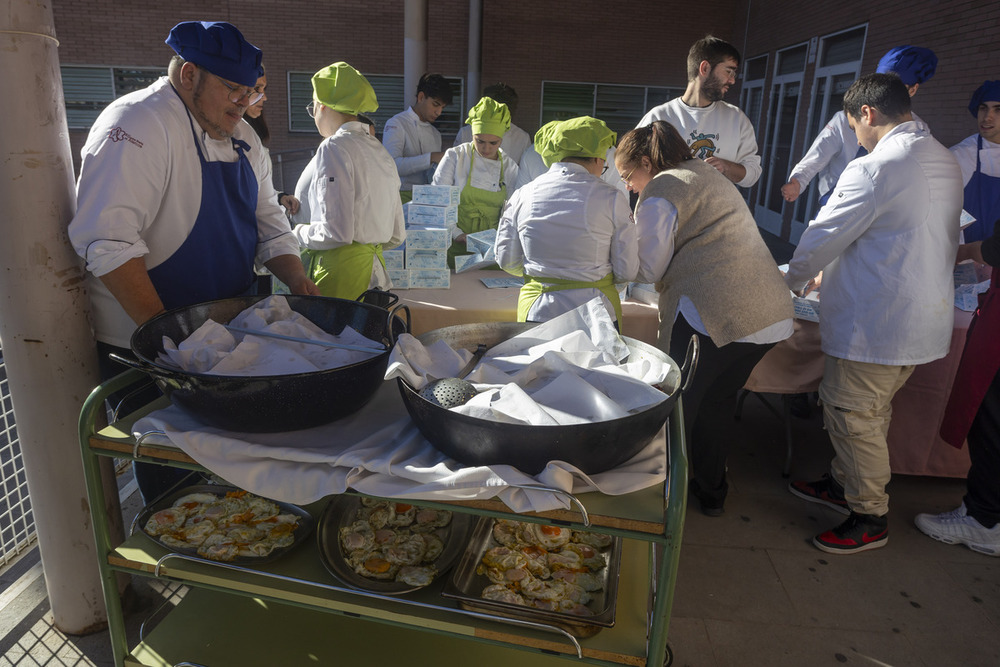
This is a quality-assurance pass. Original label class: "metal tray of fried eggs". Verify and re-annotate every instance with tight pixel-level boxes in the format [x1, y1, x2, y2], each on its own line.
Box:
[441, 517, 622, 638]
[134, 484, 314, 564]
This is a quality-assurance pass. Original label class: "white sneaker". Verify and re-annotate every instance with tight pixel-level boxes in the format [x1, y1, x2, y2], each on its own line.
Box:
[914, 502, 1000, 557]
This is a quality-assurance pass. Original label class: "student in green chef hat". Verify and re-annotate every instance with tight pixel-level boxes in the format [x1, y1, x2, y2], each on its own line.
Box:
[496, 116, 638, 324]
[293, 62, 405, 300]
[432, 97, 520, 267]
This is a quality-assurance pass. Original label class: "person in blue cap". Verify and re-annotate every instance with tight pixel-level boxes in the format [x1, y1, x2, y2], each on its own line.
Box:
[68, 20, 319, 503]
[949, 81, 1000, 242]
[781, 45, 938, 207]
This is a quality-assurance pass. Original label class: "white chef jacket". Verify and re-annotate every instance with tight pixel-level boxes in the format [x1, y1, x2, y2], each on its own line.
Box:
[514, 145, 626, 194]
[637, 98, 762, 188]
[496, 162, 638, 321]
[291, 152, 318, 225]
[785, 121, 963, 365]
[382, 106, 442, 192]
[634, 198, 792, 344]
[453, 123, 532, 163]
[68, 77, 299, 348]
[294, 122, 405, 252]
[950, 133, 1000, 186]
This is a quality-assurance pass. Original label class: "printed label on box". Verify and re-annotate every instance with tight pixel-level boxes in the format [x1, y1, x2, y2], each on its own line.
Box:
[406, 248, 449, 269]
[412, 184, 461, 207]
[387, 269, 410, 290]
[407, 204, 458, 227]
[406, 227, 451, 249]
[409, 269, 451, 289]
[382, 248, 405, 270]
[465, 228, 497, 255]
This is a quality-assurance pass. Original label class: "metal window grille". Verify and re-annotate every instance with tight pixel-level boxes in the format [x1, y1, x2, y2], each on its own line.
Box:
[0, 341, 35, 569]
[540, 81, 683, 138]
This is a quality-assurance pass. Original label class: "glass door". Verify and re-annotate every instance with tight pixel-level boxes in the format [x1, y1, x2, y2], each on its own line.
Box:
[740, 55, 767, 209]
[755, 44, 808, 235]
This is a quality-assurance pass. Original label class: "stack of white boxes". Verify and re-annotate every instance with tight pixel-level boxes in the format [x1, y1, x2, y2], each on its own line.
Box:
[391, 184, 460, 289]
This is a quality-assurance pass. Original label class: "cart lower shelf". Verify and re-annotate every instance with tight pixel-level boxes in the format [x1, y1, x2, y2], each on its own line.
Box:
[127, 586, 667, 667]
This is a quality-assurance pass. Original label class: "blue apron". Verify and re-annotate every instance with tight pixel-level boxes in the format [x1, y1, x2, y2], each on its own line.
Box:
[147, 93, 259, 309]
[961, 134, 1000, 243]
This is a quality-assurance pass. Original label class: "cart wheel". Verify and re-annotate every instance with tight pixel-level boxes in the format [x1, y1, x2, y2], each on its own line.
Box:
[663, 643, 674, 667]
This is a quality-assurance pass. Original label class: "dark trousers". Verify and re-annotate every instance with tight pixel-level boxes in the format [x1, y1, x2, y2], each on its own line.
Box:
[965, 367, 1000, 529]
[96, 341, 197, 504]
[669, 316, 774, 502]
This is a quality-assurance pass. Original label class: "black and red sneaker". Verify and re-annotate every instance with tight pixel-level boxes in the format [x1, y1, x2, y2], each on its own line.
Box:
[788, 474, 850, 515]
[813, 512, 888, 554]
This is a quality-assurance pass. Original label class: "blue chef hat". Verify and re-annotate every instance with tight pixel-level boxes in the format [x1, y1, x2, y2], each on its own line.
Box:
[968, 81, 1000, 118]
[165, 21, 263, 88]
[876, 46, 938, 86]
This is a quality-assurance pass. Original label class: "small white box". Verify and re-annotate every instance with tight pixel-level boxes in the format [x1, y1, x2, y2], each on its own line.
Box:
[387, 268, 410, 289]
[465, 228, 497, 256]
[410, 269, 451, 289]
[955, 280, 990, 312]
[406, 227, 451, 250]
[406, 247, 449, 269]
[407, 203, 458, 228]
[454, 252, 485, 273]
[628, 282, 659, 305]
[382, 248, 405, 270]
[792, 294, 820, 322]
[412, 184, 461, 207]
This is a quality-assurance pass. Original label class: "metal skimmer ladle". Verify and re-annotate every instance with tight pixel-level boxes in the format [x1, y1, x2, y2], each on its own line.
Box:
[418, 344, 488, 408]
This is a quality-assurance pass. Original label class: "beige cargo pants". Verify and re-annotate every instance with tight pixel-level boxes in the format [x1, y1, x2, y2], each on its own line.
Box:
[819, 355, 915, 517]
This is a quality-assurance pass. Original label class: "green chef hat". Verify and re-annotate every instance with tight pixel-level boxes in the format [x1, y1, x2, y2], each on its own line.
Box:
[311, 62, 379, 115]
[466, 97, 511, 137]
[535, 116, 617, 168]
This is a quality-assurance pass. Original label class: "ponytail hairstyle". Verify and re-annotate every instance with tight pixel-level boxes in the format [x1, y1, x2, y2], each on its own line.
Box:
[617, 120, 692, 175]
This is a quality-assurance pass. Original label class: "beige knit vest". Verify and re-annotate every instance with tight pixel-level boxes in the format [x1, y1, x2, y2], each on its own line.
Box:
[637, 159, 793, 350]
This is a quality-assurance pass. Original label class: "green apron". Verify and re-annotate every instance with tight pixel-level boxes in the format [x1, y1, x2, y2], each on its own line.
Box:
[517, 272, 622, 323]
[303, 242, 384, 300]
[400, 190, 413, 205]
[448, 150, 507, 268]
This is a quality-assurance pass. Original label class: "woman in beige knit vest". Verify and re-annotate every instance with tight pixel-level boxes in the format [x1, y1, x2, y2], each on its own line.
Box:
[615, 121, 794, 516]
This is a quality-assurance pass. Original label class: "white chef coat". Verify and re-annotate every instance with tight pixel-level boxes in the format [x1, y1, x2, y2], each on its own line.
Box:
[496, 162, 638, 321]
[294, 122, 405, 252]
[453, 123, 532, 163]
[382, 106, 442, 192]
[785, 121, 963, 365]
[68, 77, 299, 348]
[514, 145, 626, 194]
[950, 133, 1000, 186]
[634, 198, 792, 344]
[637, 98, 762, 188]
[291, 152, 318, 225]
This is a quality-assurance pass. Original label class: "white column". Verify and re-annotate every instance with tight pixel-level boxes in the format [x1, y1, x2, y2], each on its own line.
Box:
[0, 0, 121, 632]
[403, 0, 428, 105]
[466, 0, 483, 110]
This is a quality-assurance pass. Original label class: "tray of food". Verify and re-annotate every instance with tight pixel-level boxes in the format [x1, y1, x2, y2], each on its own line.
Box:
[135, 485, 314, 563]
[317, 495, 473, 595]
[441, 517, 622, 638]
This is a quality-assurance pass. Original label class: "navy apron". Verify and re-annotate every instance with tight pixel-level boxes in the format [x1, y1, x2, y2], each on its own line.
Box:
[147, 93, 259, 309]
[961, 134, 1000, 243]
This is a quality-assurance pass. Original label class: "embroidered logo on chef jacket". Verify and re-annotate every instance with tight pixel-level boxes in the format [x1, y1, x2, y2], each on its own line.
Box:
[108, 126, 143, 148]
[688, 131, 719, 159]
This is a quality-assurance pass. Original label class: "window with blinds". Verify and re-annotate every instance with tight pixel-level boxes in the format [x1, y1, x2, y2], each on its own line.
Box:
[61, 65, 166, 129]
[540, 82, 683, 137]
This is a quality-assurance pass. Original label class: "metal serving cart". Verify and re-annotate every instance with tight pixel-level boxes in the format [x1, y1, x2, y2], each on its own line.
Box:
[79, 368, 688, 666]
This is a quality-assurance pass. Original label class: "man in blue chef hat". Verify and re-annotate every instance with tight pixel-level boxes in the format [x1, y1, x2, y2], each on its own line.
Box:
[947, 81, 1000, 242]
[68, 21, 319, 502]
[781, 45, 938, 206]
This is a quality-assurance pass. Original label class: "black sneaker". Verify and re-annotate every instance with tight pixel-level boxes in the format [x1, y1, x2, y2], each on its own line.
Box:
[788, 474, 850, 515]
[813, 512, 888, 554]
[689, 478, 726, 517]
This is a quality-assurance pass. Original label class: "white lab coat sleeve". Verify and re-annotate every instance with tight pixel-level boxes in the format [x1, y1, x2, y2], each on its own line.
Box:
[387, 196, 406, 249]
[453, 125, 472, 148]
[431, 147, 460, 186]
[734, 113, 762, 188]
[788, 116, 845, 190]
[514, 146, 546, 191]
[294, 140, 356, 249]
[249, 135, 300, 264]
[949, 135, 979, 187]
[609, 189, 639, 283]
[634, 197, 678, 283]
[495, 193, 525, 276]
[382, 118, 433, 177]
[785, 162, 877, 290]
[69, 103, 168, 276]
[503, 154, 520, 193]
